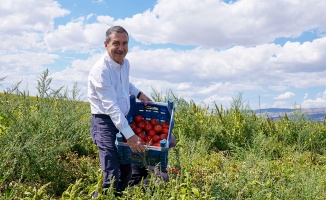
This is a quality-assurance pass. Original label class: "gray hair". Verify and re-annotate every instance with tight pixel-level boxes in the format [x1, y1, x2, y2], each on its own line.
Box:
[105, 26, 129, 43]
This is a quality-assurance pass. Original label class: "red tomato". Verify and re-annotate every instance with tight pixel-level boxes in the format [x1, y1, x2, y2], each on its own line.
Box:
[141, 140, 146, 145]
[144, 123, 153, 132]
[137, 121, 145, 129]
[159, 133, 167, 140]
[148, 129, 156, 137]
[161, 127, 169, 135]
[152, 135, 160, 143]
[144, 120, 150, 125]
[134, 127, 142, 135]
[161, 122, 169, 128]
[153, 125, 162, 134]
[134, 115, 143, 123]
[150, 118, 159, 126]
[138, 133, 146, 140]
[145, 135, 152, 142]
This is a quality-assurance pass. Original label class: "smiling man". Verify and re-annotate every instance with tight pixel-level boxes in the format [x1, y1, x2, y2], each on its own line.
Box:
[105, 27, 128, 64]
[87, 26, 152, 198]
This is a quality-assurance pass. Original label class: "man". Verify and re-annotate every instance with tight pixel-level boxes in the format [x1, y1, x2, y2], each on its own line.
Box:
[88, 26, 152, 197]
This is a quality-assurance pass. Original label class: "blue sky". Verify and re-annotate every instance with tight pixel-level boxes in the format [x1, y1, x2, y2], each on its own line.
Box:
[1, 0, 326, 109]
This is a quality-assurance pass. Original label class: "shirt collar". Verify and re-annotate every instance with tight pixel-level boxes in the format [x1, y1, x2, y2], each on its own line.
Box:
[105, 53, 124, 69]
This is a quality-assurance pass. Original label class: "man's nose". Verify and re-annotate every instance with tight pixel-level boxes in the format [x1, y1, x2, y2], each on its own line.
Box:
[117, 44, 124, 50]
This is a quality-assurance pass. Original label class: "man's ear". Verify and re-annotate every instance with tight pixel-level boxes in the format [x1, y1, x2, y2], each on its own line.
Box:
[104, 41, 107, 47]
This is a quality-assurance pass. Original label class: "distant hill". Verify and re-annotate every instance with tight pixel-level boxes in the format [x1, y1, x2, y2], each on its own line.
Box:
[256, 107, 326, 122]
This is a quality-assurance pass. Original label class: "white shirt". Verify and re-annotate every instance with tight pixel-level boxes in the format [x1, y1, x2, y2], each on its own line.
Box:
[87, 53, 140, 139]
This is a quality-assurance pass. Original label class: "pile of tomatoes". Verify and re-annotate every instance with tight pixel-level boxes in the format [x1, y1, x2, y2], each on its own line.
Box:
[129, 115, 169, 147]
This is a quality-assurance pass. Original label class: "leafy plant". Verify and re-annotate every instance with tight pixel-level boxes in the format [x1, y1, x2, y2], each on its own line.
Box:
[1, 72, 326, 199]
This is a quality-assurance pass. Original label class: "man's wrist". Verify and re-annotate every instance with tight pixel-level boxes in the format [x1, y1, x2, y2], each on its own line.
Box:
[137, 91, 143, 99]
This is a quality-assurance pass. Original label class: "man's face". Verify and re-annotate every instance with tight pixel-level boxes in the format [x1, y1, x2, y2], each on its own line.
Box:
[104, 32, 128, 64]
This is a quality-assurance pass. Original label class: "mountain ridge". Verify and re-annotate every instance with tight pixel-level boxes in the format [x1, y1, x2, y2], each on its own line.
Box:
[256, 107, 326, 122]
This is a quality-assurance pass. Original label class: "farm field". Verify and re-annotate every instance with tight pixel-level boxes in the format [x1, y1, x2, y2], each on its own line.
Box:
[1, 73, 326, 199]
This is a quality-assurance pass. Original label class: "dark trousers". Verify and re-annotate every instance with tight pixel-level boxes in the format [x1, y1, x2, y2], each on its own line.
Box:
[91, 115, 132, 192]
[128, 165, 149, 187]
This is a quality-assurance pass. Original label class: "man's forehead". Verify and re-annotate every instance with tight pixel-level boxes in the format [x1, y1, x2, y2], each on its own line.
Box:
[110, 32, 128, 41]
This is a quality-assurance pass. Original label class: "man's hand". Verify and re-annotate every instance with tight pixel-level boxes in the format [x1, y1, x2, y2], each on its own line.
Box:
[127, 134, 145, 153]
[138, 93, 153, 106]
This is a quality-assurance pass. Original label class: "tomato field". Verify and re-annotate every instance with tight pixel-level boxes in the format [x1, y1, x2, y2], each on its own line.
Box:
[1, 71, 326, 199]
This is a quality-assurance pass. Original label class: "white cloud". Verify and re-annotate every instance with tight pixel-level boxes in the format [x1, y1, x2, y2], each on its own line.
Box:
[2, 0, 326, 109]
[93, 0, 105, 3]
[50, 53, 102, 94]
[121, 0, 326, 47]
[0, 51, 58, 72]
[42, 15, 118, 52]
[97, 16, 115, 24]
[86, 14, 94, 20]
[272, 38, 326, 73]
[44, 16, 115, 51]
[301, 90, 326, 108]
[274, 92, 295, 100]
[202, 95, 233, 109]
[271, 101, 293, 109]
[176, 82, 192, 90]
[127, 38, 326, 91]
[0, 0, 69, 52]
[0, 0, 69, 33]
[0, 51, 59, 96]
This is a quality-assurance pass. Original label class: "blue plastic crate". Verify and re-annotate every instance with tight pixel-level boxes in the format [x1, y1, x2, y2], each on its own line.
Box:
[116, 95, 174, 170]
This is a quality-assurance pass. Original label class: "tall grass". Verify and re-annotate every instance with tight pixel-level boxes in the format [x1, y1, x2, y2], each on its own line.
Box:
[0, 70, 98, 197]
[0, 71, 326, 199]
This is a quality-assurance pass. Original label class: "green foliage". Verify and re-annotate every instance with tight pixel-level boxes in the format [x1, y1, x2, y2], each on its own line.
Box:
[1, 72, 326, 199]
[154, 91, 259, 152]
[0, 70, 98, 196]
